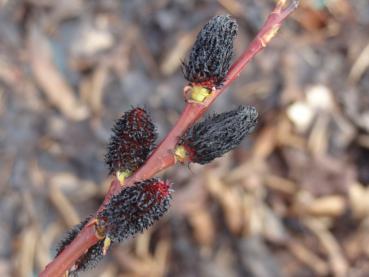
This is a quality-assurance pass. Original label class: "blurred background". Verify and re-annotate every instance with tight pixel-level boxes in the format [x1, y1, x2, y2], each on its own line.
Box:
[0, 0, 369, 276]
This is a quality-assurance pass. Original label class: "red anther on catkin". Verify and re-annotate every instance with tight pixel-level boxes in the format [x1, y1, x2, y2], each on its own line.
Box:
[97, 178, 172, 243]
[105, 107, 157, 175]
[179, 106, 258, 164]
[182, 15, 238, 88]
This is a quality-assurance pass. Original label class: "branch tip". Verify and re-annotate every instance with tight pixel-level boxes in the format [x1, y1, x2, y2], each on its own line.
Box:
[277, 0, 299, 18]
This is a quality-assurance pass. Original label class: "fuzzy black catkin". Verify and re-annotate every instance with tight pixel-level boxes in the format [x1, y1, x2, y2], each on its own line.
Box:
[182, 15, 238, 87]
[98, 178, 172, 243]
[55, 217, 105, 276]
[55, 217, 91, 257]
[69, 241, 104, 276]
[105, 107, 157, 174]
[180, 106, 258, 164]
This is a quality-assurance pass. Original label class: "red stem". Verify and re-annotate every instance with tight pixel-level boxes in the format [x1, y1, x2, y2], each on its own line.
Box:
[40, 224, 100, 277]
[40, 1, 298, 276]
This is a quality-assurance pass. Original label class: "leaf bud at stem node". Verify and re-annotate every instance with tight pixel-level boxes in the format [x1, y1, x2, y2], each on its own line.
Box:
[116, 170, 131, 185]
[190, 86, 211, 103]
[174, 145, 190, 163]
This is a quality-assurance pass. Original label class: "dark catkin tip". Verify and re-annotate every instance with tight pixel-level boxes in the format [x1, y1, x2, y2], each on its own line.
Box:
[182, 15, 238, 88]
[180, 106, 258, 164]
[105, 107, 157, 174]
[97, 178, 172, 243]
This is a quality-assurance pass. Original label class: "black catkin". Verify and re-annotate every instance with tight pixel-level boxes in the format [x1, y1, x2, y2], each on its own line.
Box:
[182, 15, 238, 88]
[105, 107, 157, 174]
[180, 106, 258, 164]
[97, 178, 172, 243]
[69, 241, 104, 276]
[55, 217, 91, 257]
[55, 217, 105, 276]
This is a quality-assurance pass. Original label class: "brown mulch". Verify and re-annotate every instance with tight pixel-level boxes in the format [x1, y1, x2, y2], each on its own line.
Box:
[1, 0, 369, 276]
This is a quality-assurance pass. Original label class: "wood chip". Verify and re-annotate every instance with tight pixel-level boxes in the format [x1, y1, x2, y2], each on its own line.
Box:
[49, 184, 80, 228]
[265, 175, 297, 195]
[16, 227, 38, 277]
[287, 239, 329, 276]
[28, 26, 89, 121]
[349, 182, 369, 219]
[160, 30, 197, 76]
[305, 218, 348, 277]
[80, 65, 108, 115]
[305, 195, 346, 217]
[188, 208, 215, 247]
[349, 42, 369, 83]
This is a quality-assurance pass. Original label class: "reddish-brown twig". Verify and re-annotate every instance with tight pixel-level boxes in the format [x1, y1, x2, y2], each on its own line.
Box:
[40, 1, 298, 276]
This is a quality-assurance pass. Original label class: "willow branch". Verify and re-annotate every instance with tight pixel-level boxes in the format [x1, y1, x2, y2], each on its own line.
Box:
[40, 1, 298, 276]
